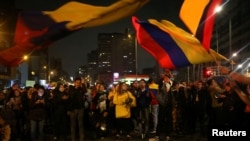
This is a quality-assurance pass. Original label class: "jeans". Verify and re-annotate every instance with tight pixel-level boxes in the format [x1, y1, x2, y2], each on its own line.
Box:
[69, 108, 84, 141]
[138, 108, 150, 134]
[30, 119, 45, 141]
[151, 104, 159, 131]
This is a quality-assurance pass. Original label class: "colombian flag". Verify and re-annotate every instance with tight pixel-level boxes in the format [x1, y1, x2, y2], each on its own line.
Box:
[0, 0, 149, 66]
[180, 0, 224, 51]
[132, 16, 228, 69]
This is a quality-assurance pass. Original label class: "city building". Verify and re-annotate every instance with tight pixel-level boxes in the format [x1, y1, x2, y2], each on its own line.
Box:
[0, 0, 18, 88]
[95, 28, 137, 84]
[211, 0, 250, 67]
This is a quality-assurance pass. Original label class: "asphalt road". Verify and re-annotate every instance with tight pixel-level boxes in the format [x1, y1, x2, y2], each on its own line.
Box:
[43, 131, 208, 141]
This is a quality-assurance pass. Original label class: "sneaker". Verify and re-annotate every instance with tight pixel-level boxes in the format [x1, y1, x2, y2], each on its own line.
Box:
[154, 136, 159, 141]
[126, 134, 132, 140]
[115, 134, 120, 140]
[150, 130, 156, 134]
[166, 136, 171, 141]
[141, 133, 146, 139]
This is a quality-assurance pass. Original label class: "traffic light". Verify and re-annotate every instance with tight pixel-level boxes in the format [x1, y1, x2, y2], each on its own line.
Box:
[203, 67, 212, 78]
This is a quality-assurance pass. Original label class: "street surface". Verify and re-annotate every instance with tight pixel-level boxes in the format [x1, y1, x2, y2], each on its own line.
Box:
[43, 131, 208, 141]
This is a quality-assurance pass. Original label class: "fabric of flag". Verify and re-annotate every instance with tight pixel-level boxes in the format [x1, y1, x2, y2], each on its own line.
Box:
[179, 0, 223, 51]
[179, 0, 210, 35]
[132, 16, 228, 69]
[0, 0, 149, 67]
[149, 82, 159, 96]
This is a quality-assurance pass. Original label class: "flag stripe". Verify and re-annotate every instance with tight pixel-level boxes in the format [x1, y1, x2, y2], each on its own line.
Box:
[132, 16, 228, 69]
[149, 19, 217, 64]
[180, 0, 224, 51]
[196, 0, 223, 51]
[132, 18, 176, 68]
[138, 21, 192, 68]
[179, 0, 210, 35]
[0, 0, 148, 66]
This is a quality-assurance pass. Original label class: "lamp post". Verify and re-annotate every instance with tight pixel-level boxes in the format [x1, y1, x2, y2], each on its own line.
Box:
[48, 71, 54, 84]
[134, 35, 138, 81]
[215, 5, 233, 70]
[228, 18, 233, 70]
[17, 55, 29, 86]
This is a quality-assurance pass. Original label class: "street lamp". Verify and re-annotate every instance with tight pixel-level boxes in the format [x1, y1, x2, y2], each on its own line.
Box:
[215, 4, 232, 68]
[48, 71, 54, 84]
[135, 35, 138, 80]
[17, 55, 30, 86]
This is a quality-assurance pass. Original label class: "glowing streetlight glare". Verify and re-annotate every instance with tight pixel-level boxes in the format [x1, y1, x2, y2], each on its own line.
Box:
[31, 71, 35, 75]
[127, 34, 131, 38]
[214, 5, 222, 13]
[237, 64, 243, 68]
[23, 55, 28, 60]
[232, 53, 237, 57]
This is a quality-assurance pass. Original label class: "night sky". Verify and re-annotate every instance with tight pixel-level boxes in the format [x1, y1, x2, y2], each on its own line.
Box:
[15, 0, 186, 76]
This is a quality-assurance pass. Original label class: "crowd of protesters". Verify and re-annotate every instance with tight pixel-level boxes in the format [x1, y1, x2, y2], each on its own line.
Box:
[0, 66, 250, 141]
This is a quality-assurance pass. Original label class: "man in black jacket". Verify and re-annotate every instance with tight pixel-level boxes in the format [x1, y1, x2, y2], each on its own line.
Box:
[68, 77, 87, 141]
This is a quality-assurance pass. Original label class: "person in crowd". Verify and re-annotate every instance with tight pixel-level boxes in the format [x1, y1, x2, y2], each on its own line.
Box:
[206, 79, 225, 126]
[0, 112, 11, 141]
[148, 78, 159, 134]
[189, 80, 208, 136]
[136, 79, 152, 139]
[0, 91, 6, 110]
[220, 66, 250, 84]
[29, 85, 48, 141]
[6, 89, 24, 140]
[27, 84, 40, 100]
[83, 86, 92, 130]
[80, 78, 89, 129]
[220, 83, 246, 126]
[21, 86, 32, 139]
[155, 74, 173, 141]
[92, 83, 109, 139]
[220, 66, 250, 104]
[220, 66, 250, 127]
[113, 82, 136, 140]
[6, 83, 23, 102]
[52, 83, 70, 141]
[171, 82, 185, 136]
[90, 82, 101, 113]
[107, 83, 119, 135]
[93, 83, 108, 116]
[178, 81, 192, 134]
[67, 77, 87, 141]
[129, 80, 140, 132]
[45, 87, 55, 129]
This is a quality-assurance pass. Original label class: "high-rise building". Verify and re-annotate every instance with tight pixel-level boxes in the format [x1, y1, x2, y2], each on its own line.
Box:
[96, 29, 136, 83]
[0, 0, 19, 87]
[211, 0, 250, 60]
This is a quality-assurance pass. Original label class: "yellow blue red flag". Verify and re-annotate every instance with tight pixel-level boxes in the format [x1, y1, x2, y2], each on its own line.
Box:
[132, 16, 228, 69]
[180, 0, 224, 51]
[0, 0, 149, 66]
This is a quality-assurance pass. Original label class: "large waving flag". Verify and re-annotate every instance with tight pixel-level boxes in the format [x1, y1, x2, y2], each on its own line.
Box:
[0, 0, 149, 66]
[179, 0, 224, 51]
[132, 16, 228, 69]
